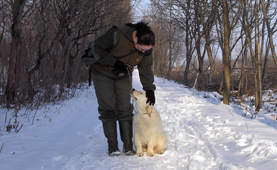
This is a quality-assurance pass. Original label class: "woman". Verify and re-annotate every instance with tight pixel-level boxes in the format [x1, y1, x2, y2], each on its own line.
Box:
[86, 21, 156, 156]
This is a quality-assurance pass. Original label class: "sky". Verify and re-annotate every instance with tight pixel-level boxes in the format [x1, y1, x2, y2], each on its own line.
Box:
[132, 0, 151, 22]
[1, 69, 277, 170]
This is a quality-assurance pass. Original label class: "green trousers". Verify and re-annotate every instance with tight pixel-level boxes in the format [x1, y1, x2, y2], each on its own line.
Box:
[91, 68, 133, 121]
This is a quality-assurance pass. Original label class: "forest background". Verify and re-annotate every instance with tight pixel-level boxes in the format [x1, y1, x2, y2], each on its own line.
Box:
[1, 0, 277, 114]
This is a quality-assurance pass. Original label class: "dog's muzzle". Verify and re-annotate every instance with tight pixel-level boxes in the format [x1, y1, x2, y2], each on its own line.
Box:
[131, 88, 137, 100]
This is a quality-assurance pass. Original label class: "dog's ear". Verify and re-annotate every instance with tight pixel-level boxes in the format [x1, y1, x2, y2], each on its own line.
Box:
[145, 105, 152, 117]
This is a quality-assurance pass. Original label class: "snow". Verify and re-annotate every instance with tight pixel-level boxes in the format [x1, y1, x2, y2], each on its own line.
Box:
[1, 69, 277, 170]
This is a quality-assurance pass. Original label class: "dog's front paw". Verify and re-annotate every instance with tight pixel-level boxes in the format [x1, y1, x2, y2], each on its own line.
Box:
[147, 152, 154, 157]
[156, 150, 165, 154]
[136, 152, 144, 157]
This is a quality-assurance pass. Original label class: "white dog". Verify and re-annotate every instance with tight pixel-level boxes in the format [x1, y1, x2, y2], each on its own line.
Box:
[131, 89, 167, 157]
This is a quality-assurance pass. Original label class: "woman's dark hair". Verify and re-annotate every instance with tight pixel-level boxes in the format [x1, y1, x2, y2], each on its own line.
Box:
[126, 21, 155, 46]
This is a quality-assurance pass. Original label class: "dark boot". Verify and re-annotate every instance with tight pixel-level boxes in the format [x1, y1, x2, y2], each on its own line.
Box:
[102, 121, 120, 156]
[119, 120, 136, 156]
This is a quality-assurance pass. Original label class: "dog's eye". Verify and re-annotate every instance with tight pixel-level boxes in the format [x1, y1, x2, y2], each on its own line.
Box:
[140, 92, 143, 94]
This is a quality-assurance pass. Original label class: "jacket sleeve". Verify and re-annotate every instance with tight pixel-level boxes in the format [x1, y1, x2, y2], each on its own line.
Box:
[91, 26, 118, 66]
[138, 51, 156, 91]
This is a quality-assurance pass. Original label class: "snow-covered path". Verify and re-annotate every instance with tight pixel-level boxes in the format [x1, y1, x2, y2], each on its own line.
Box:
[1, 69, 277, 170]
[153, 78, 277, 170]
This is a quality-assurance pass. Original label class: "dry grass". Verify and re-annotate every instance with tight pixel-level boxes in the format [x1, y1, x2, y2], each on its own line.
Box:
[157, 67, 277, 114]
[159, 67, 277, 96]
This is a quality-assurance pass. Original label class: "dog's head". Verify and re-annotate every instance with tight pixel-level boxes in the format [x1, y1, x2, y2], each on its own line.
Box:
[131, 89, 153, 117]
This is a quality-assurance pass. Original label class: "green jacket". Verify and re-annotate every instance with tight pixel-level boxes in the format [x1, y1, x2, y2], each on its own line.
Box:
[88, 25, 156, 91]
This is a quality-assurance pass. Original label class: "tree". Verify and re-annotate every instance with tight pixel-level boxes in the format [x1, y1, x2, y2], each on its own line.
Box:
[201, 0, 217, 85]
[222, 0, 231, 104]
[260, 0, 277, 65]
[0, 0, 134, 108]
[5, 0, 27, 107]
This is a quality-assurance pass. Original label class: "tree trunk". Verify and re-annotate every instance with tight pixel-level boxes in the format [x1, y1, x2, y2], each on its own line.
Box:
[167, 0, 173, 80]
[238, 39, 247, 97]
[194, 0, 204, 91]
[257, 44, 262, 111]
[183, 58, 191, 85]
[260, 0, 277, 65]
[254, 2, 262, 111]
[206, 41, 215, 85]
[262, 43, 270, 86]
[242, 0, 261, 111]
[195, 56, 204, 91]
[222, 0, 230, 105]
[183, 0, 192, 86]
[67, 54, 74, 88]
[5, 0, 27, 107]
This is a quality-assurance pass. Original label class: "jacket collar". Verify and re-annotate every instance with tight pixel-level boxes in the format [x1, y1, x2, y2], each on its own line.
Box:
[124, 27, 136, 43]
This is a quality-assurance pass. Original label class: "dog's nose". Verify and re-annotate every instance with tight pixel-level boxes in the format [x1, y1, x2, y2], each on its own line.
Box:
[131, 88, 136, 92]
